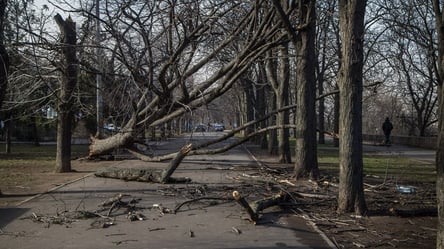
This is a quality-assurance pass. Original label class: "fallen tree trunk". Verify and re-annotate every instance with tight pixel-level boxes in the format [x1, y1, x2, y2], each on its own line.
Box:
[94, 167, 163, 182]
[89, 115, 137, 157]
[95, 144, 193, 183]
[232, 191, 288, 224]
[94, 167, 190, 183]
[160, 143, 192, 183]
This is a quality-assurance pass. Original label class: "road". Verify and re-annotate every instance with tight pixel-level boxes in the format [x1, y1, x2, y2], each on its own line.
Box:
[0, 132, 335, 249]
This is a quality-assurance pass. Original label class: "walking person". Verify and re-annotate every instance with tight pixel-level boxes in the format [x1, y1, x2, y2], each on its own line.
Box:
[382, 117, 393, 145]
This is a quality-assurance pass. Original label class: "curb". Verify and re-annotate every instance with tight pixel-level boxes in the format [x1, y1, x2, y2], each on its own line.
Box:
[15, 173, 95, 207]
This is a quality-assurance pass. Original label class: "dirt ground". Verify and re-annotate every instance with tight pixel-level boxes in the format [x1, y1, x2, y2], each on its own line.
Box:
[0, 147, 437, 249]
[0, 159, 114, 207]
[248, 146, 437, 249]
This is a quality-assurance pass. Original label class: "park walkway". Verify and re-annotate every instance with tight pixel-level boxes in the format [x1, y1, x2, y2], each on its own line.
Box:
[0, 133, 335, 249]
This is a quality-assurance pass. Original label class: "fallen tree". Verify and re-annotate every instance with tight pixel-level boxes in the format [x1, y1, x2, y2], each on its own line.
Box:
[86, 1, 287, 159]
[95, 144, 193, 183]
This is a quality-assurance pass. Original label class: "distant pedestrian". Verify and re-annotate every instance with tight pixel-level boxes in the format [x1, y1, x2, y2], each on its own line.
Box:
[382, 117, 393, 145]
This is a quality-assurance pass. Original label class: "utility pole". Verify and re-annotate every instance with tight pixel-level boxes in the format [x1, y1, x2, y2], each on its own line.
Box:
[95, 0, 103, 137]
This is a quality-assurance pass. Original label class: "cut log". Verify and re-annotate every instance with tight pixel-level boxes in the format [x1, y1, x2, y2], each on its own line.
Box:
[232, 191, 287, 224]
[233, 191, 259, 223]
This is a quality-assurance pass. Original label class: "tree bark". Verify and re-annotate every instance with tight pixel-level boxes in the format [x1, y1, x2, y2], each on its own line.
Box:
[432, 1, 444, 247]
[5, 117, 11, 154]
[0, 0, 8, 110]
[276, 44, 291, 163]
[160, 143, 192, 183]
[241, 77, 256, 137]
[54, 14, 77, 173]
[89, 114, 137, 157]
[0, 0, 9, 162]
[292, 0, 319, 179]
[255, 62, 268, 147]
[271, 0, 318, 177]
[267, 79, 278, 155]
[333, 88, 340, 147]
[265, 47, 290, 160]
[336, 0, 367, 215]
[232, 191, 287, 224]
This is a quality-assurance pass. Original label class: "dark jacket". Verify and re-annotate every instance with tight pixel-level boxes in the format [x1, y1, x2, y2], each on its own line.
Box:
[382, 119, 393, 134]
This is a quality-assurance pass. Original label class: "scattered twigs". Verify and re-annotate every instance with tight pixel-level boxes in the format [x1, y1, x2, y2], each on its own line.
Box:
[232, 226, 242, 234]
[101, 193, 127, 206]
[174, 196, 234, 213]
[292, 192, 335, 199]
[152, 203, 173, 216]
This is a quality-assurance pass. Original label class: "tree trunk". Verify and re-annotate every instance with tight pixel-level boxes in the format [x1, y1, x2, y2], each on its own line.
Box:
[333, 88, 340, 147]
[292, 0, 318, 179]
[0, 0, 8, 110]
[257, 83, 269, 149]
[254, 63, 268, 147]
[267, 80, 278, 155]
[276, 44, 291, 163]
[89, 115, 137, 156]
[0, 0, 9, 162]
[337, 0, 367, 215]
[5, 117, 11, 154]
[241, 78, 256, 137]
[317, 62, 325, 144]
[432, 1, 444, 247]
[54, 14, 77, 173]
[265, 47, 290, 159]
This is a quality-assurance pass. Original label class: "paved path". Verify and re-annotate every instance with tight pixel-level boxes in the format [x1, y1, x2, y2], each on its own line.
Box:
[362, 142, 435, 164]
[0, 133, 334, 249]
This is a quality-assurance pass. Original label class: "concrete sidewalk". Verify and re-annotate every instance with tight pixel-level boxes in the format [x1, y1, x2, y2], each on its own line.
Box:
[0, 136, 335, 249]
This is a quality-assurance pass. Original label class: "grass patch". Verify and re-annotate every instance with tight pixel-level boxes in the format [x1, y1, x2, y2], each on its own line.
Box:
[316, 144, 435, 183]
[0, 144, 90, 189]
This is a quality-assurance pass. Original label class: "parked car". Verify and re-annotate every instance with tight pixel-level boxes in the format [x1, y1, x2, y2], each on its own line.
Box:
[194, 124, 207, 132]
[214, 124, 225, 131]
[104, 123, 115, 131]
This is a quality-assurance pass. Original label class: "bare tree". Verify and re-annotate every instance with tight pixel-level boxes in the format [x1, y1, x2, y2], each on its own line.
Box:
[272, 0, 318, 177]
[265, 43, 292, 163]
[293, 0, 318, 178]
[315, 0, 340, 144]
[380, 0, 438, 136]
[336, 0, 367, 215]
[54, 14, 77, 173]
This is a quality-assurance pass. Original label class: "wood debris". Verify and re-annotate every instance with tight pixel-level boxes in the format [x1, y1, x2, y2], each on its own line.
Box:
[232, 190, 287, 224]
